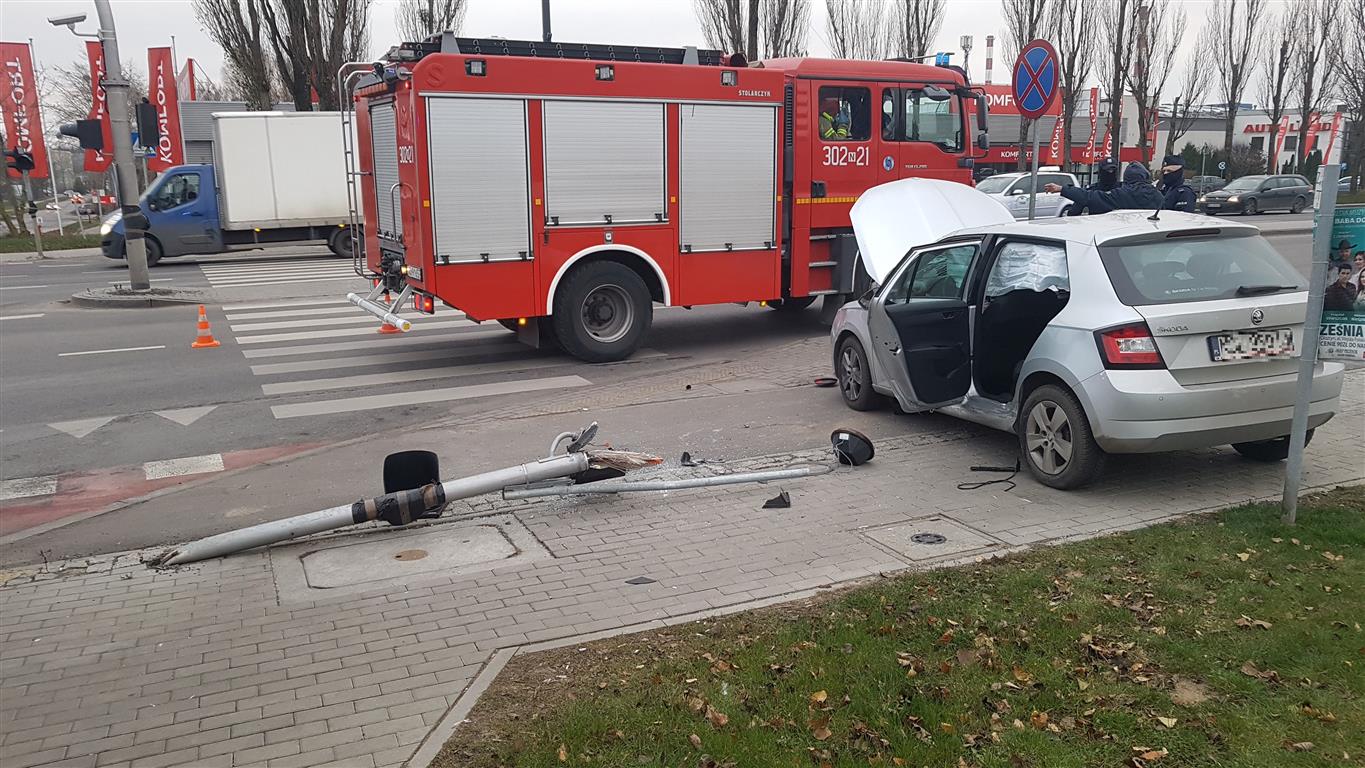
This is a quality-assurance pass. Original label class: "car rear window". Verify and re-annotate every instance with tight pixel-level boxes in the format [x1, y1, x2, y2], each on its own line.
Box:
[1098, 233, 1305, 306]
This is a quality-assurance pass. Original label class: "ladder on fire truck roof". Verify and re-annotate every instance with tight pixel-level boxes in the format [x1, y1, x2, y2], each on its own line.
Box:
[338, 62, 378, 280]
[382, 32, 726, 67]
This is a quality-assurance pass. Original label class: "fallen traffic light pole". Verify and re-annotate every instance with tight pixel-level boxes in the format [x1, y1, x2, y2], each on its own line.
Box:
[153, 423, 660, 567]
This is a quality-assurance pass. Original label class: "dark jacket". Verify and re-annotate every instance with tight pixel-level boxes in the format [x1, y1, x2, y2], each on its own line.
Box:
[1059, 162, 1163, 214]
[1323, 281, 1358, 312]
[1160, 169, 1196, 212]
[1065, 160, 1119, 216]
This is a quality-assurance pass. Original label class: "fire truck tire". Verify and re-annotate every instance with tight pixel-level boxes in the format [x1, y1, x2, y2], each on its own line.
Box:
[553, 261, 652, 363]
[327, 228, 355, 259]
[769, 296, 817, 312]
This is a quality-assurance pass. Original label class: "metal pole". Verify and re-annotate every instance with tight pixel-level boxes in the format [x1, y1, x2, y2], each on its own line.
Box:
[94, 0, 151, 291]
[1028, 119, 1041, 220]
[29, 36, 64, 236]
[541, 0, 552, 43]
[21, 171, 44, 258]
[502, 466, 818, 500]
[1281, 163, 1340, 524]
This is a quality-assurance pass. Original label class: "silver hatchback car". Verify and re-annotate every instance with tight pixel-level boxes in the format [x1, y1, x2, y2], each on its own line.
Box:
[832, 179, 1344, 489]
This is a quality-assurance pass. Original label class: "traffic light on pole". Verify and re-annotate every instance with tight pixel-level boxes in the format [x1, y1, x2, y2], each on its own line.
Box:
[58, 120, 105, 151]
[136, 99, 160, 148]
[4, 149, 36, 173]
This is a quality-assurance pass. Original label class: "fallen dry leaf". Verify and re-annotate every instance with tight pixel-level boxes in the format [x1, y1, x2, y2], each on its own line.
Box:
[809, 690, 828, 705]
[1237, 552, 1251, 562]
[1322, 551, 1344, 562]
[1030, 711, 1049, 729]
[558, 744, 568, 762]
[688, 697, 707, 713]
[1284, 741, 1315, 752]
[956, 649, 978, 667]
[705, 706, 729, 728]
[1156, 716, 1178, 728]
[1300, 704, 1337, 723]
[688, 733, 702, 749]
[1135, 747, 1168, 762]
[1240, 661, 1281, 683]
[893, 759, 907, 766]
[1077, 678, 1090, 691]
[1235, 615, 1273, 630]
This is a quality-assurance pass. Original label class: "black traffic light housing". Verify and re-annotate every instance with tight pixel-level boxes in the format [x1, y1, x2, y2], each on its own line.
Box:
[4, 149, 36, 173]
[59, 120, 104, 151]
[136, 99, 160, 148]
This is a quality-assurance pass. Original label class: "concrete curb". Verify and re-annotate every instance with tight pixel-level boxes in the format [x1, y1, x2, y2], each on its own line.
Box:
[0, 246, 102, 262]
[70, 286, 215, 308]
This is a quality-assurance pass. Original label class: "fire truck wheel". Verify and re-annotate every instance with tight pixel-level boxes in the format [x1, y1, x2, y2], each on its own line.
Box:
[553, 261, 652, 363]
[769, 296, 817, 312]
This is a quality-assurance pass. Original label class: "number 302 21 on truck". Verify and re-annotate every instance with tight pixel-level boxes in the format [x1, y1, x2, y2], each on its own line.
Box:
[342, 34, 990, 362]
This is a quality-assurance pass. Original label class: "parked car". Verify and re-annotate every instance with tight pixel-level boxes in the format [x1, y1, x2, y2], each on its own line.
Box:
[1340, 177, 1357, 194]
[832, 179, 1344, 489]
[974, 170, 1080, 219]
[1188, 175, 1226, 194]
[77, 200, 102, 215]
[1197, 174, 1313, 215]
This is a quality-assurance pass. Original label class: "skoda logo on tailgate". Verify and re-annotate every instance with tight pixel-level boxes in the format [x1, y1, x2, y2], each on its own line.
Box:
[1251, 309, 1264, 325]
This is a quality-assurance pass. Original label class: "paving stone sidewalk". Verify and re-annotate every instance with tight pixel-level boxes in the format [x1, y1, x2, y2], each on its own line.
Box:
[2, 371, 1361, 768]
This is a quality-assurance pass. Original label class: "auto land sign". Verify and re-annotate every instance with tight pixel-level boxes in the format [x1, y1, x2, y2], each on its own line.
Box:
[146, 46, 185, 172]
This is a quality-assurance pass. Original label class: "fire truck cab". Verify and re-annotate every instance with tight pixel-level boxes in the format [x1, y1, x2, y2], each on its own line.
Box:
[344, 34, 988, 362]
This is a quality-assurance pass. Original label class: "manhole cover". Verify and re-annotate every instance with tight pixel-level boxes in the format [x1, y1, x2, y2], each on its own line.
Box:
[910, 533, 946, 545]
[863, 517, 1002, 563]
[394, 549, 428, 561]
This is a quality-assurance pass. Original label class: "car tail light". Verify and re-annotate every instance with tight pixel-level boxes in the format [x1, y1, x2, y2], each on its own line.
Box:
[1095, 323, 1165, 369]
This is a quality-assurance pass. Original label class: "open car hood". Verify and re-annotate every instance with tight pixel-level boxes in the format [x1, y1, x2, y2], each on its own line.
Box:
[851, 178, 1014, 283]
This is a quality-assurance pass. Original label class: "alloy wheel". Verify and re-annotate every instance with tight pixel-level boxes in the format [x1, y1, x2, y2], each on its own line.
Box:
[1025, 400, 1073, 475]
[839, 346, 863, 401]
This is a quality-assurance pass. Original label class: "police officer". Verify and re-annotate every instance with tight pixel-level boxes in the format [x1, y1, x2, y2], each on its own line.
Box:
[1064, 157, 1118, 216]
[819, 95, 849, 141]
[1044, 161, 1164, 213]
[1159, 154, 1196, 212]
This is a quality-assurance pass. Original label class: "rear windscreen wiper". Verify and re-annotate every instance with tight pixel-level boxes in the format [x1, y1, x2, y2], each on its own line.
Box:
[1236, 284, 1299, 296]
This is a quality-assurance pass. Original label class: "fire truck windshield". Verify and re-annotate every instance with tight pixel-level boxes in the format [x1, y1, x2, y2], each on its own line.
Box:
[878, 87, 965, 152]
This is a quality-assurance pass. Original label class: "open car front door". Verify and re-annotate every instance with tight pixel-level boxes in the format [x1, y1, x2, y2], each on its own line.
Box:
[866, 241, 979, 411]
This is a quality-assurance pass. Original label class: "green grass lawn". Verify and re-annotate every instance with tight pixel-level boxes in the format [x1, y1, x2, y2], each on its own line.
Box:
[437, 487, 1365, 768]
[0, 228, 99, 254]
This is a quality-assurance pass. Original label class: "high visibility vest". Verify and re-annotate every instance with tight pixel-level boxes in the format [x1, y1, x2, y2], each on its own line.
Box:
[820, 112, 848, 140]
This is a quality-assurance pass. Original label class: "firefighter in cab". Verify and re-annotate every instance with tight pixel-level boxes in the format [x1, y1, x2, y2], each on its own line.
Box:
[820, 94, 850, 140]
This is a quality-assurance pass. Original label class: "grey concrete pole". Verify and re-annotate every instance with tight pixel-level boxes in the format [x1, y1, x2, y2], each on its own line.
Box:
[1281, 163, 1340, 524]
[21, 171, 45, 258]
[93, 0, 151, 290]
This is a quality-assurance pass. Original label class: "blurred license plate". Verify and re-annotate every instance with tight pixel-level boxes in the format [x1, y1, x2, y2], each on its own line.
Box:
[1204, 202, 1221, 208]
[1208, 328, 1295, 361]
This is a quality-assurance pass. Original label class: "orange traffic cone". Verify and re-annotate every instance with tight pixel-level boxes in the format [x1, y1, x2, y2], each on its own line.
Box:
[191, 305, 221, 348]
[377, 320, 402, 334]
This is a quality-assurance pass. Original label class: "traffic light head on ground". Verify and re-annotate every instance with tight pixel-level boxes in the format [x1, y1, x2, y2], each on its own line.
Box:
[58, 120, 105, 151]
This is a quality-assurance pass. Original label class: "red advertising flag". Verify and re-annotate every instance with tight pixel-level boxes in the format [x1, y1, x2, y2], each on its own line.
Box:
[1046, 114, 1065, 164]
[0, 41, 50, 179]
[146, 46, 184, 172]
[1084, 87, 1098, 163]
[176, 58, 197, 101]
[1302, 112, 1324, 159]
[1101, 129, 1113, 163]
[84, 40, 113, 173]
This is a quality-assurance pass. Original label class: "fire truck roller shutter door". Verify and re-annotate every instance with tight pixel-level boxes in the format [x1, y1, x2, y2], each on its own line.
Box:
[426, 97, 532, 262]
[370, 102, 401, 240]
[679, 103, 777, 252]
[542, 101, 666, 225]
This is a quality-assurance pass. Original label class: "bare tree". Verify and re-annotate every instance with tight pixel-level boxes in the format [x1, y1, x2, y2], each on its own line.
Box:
[693, 0, 808, 60]
[1291, 0, 1342, 171]
[261, 0, 371, 112]
[1001, 0, 1051, 170]
[1095, 0, 1135, 164]
[1049, 0, 1096, 171]
[1204, 0, 1266, 162]
[1164, 61, 1209, 156]
[1256, 11, 1295, 173]
[1125, 0, 1185, 164]
[889, 0, 947, 60]
[395, 0, 468, 41]
[1338, 0, 1365, 191]
[193, 0, 275, 109]
[825, 0, 886, 60]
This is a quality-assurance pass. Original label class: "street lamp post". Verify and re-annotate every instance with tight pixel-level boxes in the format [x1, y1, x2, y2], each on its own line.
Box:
[50, 2, 151, 291]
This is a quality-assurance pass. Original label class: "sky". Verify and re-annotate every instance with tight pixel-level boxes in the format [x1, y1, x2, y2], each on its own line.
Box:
[0, 0, 1296, 108]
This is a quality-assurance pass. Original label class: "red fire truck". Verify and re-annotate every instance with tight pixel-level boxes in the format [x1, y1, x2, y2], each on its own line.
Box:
[341, 35, 989, 362]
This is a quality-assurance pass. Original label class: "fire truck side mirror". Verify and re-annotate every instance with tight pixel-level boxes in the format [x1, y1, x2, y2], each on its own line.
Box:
[975, 93, 989, 132]
[977, 133, 990, 151]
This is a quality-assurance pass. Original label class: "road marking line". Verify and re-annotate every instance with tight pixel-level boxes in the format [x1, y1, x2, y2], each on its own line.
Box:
[59, 345, 166, 357]
[154, 406, 217, 426]
[223, 298, 354, 312]
[202, 269, 358, 282]
[200, 263, 355, 276]
[143, 453, 225, 481]
[0, 475, 58, 502]
[0, 285, 49, 290]
[248, 339, 520, 375]
[271, 375, 591, 419]
[238, 328, 506, 359]
[48, 415, 118, 439]
[224, 305, 362, 321]
[35, 263, 81, 268]
[204, 275, 367, 289]
[0, 313, 44, 320]
[236, 318, 479, 345]
[229, 313, 471, 333]
[261, 350, 662, 395]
